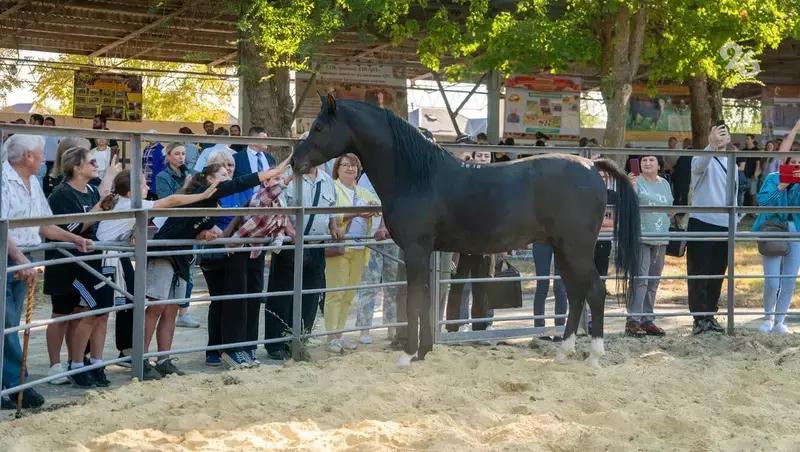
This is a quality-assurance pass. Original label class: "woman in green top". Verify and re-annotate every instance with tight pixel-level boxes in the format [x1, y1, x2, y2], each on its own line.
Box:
[627, 154, 673, 337]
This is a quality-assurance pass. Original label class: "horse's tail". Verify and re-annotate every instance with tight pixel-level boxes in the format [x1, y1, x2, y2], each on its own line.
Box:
[593, 159, 640, 298]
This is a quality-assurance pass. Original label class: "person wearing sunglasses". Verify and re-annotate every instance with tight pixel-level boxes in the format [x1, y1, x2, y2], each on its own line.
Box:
[44, 146, 117, 388]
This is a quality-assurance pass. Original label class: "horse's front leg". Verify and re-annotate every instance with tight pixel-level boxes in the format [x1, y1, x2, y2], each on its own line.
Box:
[397, 250, 432, 367]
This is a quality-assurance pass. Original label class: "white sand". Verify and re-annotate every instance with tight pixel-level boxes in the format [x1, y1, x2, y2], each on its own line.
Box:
[4, 331, 800, 451]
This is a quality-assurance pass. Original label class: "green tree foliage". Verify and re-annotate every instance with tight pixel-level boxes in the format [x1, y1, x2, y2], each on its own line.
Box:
[645, 0, 800, 88]
[30, 55, 235, 123]
[0, 48, 23, 106]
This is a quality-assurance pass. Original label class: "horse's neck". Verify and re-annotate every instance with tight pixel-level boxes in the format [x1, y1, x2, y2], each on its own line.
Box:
[346, 108, 399, 204]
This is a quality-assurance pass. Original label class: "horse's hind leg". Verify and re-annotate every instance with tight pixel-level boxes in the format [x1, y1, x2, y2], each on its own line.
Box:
[586, 270, 606, 368]
[553, 249, 592, 362]
[397, 251, 430, 367]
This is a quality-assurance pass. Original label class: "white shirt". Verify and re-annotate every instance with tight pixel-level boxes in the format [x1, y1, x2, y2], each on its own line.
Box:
[690, 147, 739, 228]
[283, 169, 337, 236]
[246, 147, 270, 173]
[97, 197, 156, 241]
[193, 144, 234, 172]
[1, 161, 53, 247]
[91, 147, 112, 179]
[44, 136, 60, 162]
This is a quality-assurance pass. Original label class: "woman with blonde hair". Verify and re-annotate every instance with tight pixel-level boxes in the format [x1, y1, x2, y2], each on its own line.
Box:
[325, 153, 380, 353]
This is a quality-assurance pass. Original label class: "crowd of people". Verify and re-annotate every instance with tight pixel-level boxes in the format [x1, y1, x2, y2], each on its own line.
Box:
[2, 113, 800, 411]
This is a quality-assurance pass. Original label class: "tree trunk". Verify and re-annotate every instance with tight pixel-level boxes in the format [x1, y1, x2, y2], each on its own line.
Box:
[239, 38, 294, 160]
[707, 78, 723, 125]
[689, 72, 716, 149]
[598, 2, 647, 167]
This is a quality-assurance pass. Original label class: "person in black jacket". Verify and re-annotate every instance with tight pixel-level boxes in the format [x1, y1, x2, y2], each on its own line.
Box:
[142, 160, 288, 378]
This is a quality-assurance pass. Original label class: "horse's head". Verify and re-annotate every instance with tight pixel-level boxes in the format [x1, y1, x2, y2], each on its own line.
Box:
[292, 93, 351, 173]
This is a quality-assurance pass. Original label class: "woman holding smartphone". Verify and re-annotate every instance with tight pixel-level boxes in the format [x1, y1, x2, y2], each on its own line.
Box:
[754, 119, 800, 334]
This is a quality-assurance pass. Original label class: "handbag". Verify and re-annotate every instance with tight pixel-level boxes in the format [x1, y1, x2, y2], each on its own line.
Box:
[486, 259, 523, 309]
[666, 222, 687, 258]
[758, 220, 789, 257]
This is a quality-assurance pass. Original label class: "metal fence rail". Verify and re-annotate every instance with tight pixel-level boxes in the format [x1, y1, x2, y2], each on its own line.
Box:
[2, 124, 800, 400]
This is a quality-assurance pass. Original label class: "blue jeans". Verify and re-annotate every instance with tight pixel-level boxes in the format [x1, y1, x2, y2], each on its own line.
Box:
[532, 243, 568, 327]
[3, 277, 28, 390]
[762, 234, 800, 325]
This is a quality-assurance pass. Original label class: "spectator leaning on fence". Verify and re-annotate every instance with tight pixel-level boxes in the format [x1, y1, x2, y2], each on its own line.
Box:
[627, 154, 673, 338]
[1, 135, 92, 409]
[686, 124, 739, 335]
[145, 161, 284, 377]
[754, 119, 800, 335]
[96, 170, 218, 375]
[155, 142, 202, 329]
[44, 145, 118, 388]
[266, 145, 340, 361]
[324, 154, 380, 353]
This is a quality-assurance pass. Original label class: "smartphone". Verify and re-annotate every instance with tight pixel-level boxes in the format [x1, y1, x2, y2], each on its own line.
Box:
[630, 158, 640, 176]
[779, 164, 800, 183]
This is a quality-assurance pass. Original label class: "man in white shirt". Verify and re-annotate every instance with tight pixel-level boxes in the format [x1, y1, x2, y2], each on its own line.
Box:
[1, 134, 92, 409]
[687, 124, 739, 335]
[264, 159, 341, 360]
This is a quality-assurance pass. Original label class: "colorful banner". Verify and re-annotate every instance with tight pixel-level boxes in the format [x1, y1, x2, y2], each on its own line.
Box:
[504, 75, 581, 139]
[295, 64, 407, 134]
[73, 71, 143, 122]
[625, 85, 691, 141]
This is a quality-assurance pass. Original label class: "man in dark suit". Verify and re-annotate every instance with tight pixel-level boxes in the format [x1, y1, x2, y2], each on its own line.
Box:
[225, 126, 276, 362]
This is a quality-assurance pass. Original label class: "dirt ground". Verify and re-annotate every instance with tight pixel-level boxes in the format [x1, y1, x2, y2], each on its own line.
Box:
[2, 237, 797, 450]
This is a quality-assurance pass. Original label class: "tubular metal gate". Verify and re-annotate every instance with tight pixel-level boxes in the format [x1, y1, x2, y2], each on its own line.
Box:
[1, 123, 799, 399]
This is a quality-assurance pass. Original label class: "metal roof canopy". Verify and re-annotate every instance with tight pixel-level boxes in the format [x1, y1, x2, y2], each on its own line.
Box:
[0, 0, 796, 91]
[0, 0, 432, 77]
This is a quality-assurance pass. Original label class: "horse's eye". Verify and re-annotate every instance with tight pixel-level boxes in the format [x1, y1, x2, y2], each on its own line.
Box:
[313, 123, 322, 132]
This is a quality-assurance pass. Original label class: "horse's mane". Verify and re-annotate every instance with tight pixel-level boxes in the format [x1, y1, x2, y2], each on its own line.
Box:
[342, 100, 451, 190]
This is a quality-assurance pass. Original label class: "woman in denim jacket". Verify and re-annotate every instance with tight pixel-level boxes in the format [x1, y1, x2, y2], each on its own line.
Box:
[753, 155, 800, 334]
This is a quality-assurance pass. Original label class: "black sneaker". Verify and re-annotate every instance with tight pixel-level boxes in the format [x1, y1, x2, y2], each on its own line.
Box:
[116, 351, 132, 368]
[68, 363, 97, 388]
[266, 349, 288, 361]
[707, 317, 725, 333]
[154, 358, 185, 377]
[0, 388, 45, 409]
[84, 358, 110, 387]
[142, 361, 162, 381]
[692, 318, 709, 335]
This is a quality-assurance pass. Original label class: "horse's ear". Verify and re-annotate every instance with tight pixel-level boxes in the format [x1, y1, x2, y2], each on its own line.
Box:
[326, 93, 337, 114]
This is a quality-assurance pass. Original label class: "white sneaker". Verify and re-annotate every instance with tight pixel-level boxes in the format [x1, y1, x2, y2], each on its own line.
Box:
[773, 323, 792, 334]
[340, 337, 358, 350]
[327, 339, 343, 354]
[358, 334, 373, 345]
[48, 363, 70, 385]
[759, 319, 774, 333]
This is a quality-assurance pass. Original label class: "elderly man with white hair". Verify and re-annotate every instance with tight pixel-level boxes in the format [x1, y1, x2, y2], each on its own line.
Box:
[1, 134, 92, 410]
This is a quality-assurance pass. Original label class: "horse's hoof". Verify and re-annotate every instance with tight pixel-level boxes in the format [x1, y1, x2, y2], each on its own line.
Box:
[588, 337, 605, 369]
[396, 353, 415, 368]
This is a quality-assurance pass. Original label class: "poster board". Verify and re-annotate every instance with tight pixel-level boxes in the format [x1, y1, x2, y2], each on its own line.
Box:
[295, 63, 407, 134]
[624, 85, 691, 141]
[73, 71, 143, 122]
[503, 75, 582, 139]
[762, 85, 800, 136]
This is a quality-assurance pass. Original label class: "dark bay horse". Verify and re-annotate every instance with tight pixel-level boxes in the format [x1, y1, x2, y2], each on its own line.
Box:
[293, 94, 640, 367]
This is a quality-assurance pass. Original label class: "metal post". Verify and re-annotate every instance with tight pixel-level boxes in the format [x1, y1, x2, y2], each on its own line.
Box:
[291, 171, 305, 360]
[130, 134, 146, 379]
[0, 220, 9, 390]
[486, 70, 501, 145]
[431, 252, 440, 344]
[726, 150, 737, 334]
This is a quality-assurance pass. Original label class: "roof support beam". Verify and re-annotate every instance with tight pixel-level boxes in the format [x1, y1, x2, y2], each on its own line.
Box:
[89, 2, 191, 58]
[210, 51, 237, 67]
[0, 0, 30, 20]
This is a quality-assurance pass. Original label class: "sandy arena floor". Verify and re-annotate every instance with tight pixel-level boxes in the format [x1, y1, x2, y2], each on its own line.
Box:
[3, 330, 800, 451]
